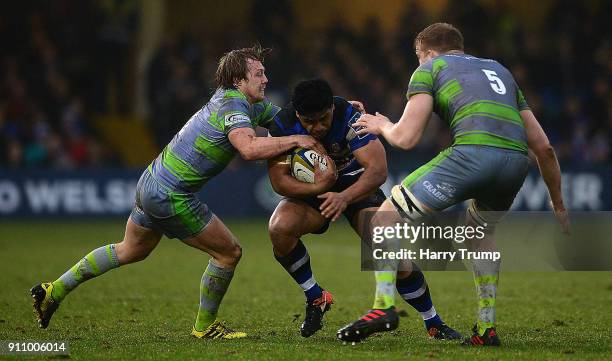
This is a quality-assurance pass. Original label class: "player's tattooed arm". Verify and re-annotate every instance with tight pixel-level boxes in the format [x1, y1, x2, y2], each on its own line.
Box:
[268, 154, 336, 197]
[522, 109, 570, 234]
[355, 93, 433, 150]
[229, 127, 325, 160]
[319, 139, 387, 221]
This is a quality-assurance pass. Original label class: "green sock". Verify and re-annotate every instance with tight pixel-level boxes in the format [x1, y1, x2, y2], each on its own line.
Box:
[373, 271, 396, 309]
[51, 244, 120, 302]
[194, 260, 234, 332]
[472, 259, 500, 335]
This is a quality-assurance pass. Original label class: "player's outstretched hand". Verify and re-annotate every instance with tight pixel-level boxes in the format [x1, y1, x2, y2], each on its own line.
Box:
[552, 201, 571, 235]
[355, 112, 392, 136]
[313, 155, 337, 191]
[294, 135, 326, 155]
[348, 100, 366, 113]
[318, 192, 348, 221]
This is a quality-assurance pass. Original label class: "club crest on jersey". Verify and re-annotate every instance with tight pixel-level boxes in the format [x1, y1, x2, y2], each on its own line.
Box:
[225, 113, 250, 127]
[331, 143, 341, 153]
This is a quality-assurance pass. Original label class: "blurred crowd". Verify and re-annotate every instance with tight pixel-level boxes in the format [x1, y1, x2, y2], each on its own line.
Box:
[0, 0, 136, 168]
[2, 0, 611, 169]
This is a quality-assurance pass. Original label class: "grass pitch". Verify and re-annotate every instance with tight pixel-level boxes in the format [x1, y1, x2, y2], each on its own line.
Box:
[0, 219, 610, 360]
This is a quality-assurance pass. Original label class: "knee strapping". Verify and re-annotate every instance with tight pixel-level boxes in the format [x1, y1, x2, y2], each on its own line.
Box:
[466, 200, 504, 232]
[390, 185, 429, 222]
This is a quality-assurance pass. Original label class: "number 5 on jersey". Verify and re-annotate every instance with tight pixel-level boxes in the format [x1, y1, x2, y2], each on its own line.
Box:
[482, 69, 506, 95]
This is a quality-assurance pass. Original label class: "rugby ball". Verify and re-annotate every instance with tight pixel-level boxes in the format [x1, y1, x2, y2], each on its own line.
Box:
[290, 147, 328, 183]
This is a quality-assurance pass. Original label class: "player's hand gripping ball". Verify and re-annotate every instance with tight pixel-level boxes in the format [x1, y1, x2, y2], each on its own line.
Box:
[290, 147, 328, 183]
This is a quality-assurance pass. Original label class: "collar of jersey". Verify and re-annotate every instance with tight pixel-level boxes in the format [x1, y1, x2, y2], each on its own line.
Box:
[223, 88, 248, 101]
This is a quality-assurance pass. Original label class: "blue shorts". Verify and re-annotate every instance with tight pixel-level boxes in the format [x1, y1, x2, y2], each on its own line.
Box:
[129, 170, 213, 240]
[403, 145, 529, 211]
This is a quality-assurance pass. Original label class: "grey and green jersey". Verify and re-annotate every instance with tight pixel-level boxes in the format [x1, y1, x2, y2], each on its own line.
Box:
[408, 53, 529, 153]
[149, 88, 280, 193]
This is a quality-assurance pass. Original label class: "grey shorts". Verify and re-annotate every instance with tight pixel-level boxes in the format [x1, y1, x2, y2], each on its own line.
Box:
[129, 169, 213, 240]
[402, 145, 530, 212]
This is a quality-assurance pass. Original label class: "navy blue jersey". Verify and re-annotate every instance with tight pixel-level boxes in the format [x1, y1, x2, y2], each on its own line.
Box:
[269, 97, 376, 176]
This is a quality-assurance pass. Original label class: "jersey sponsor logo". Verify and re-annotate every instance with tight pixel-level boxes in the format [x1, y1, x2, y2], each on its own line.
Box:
[224, 113, 250, 127]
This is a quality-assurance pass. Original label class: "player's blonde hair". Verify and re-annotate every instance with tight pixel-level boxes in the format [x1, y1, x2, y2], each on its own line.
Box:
[215, 44, 271, 89]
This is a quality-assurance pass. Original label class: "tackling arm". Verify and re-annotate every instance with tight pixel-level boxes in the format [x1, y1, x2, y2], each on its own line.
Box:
[228, 127, 323, 161]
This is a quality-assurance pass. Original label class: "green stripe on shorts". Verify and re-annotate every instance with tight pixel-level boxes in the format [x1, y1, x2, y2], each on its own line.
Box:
[402, 148, 453, 188]
[169, 193, 204, 237]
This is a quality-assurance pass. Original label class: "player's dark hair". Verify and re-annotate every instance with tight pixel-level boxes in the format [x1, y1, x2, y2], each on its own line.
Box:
[292, 78, 334, 116]
[414, 23, 464, 52]
[215, 44, 271, 89]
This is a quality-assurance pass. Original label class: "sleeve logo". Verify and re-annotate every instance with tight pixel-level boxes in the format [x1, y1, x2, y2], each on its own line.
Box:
[225, 113, 250, 127]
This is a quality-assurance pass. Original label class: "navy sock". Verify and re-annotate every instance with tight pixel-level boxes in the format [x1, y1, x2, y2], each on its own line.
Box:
[396, 263, 443, 329]
[274, 240, 323, 303]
